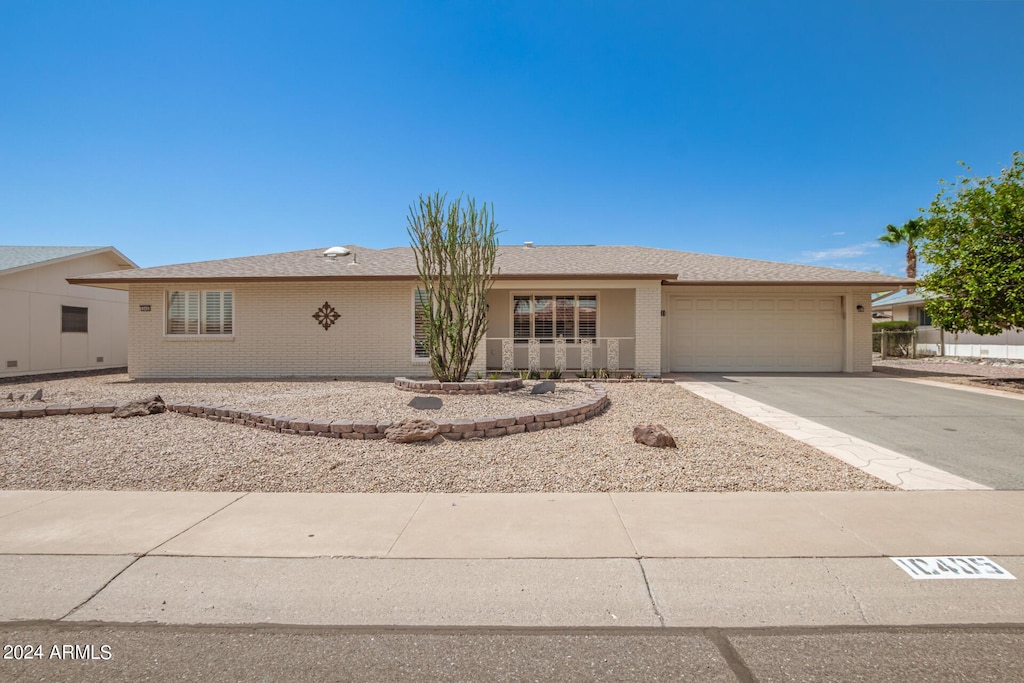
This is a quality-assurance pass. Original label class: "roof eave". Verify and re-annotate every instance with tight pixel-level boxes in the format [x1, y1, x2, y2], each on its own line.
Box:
[662, 279, 917, 287]
[2, 246, 138, 278]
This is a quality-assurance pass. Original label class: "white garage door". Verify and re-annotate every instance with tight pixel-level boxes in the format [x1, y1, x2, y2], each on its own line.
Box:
[669, 295, 843, 372]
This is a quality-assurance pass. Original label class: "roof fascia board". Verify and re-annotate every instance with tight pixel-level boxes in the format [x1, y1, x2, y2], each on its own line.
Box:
[662, 279, 917, 287]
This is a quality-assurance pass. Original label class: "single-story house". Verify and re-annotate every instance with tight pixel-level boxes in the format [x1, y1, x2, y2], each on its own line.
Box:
[1, 245, 138, 377]
[872, 289, 1024, 360]
[68, 243, 913, 379]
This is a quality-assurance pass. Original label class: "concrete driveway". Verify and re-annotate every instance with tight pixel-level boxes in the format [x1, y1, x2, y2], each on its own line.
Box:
[681, 373, 1024, 490]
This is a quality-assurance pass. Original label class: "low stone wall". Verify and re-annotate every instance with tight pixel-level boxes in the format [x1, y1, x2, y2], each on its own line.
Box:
[0, 404, 117, 418]
[0, 384, 612, 442]
[394, 377, 524, 394]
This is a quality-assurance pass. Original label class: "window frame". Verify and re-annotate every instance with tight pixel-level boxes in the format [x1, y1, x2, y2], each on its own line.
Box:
[61, 305, 88, 334]
[510, 293, 598, 344]
[165, 289, 234, 337]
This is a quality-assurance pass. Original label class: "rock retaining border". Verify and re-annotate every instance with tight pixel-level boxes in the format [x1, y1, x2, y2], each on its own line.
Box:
[394, 377, 523, 394]
[0, 383, 611, 442]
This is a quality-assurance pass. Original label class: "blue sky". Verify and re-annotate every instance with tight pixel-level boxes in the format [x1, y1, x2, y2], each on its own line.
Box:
[1, 1, 1022, 274]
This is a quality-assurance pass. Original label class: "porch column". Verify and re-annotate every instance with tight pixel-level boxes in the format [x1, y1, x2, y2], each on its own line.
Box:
[634, 283, 662, 377]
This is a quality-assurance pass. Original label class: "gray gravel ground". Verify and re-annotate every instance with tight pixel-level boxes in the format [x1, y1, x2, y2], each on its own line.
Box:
[0, 375, 893, 492]
[874, 356, 1024, 395]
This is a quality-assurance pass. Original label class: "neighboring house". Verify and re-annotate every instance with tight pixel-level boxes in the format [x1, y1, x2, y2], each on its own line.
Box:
[1, 246, 138, 377]
[872, 290, 1024, 360]
[69, 244, 912, 379]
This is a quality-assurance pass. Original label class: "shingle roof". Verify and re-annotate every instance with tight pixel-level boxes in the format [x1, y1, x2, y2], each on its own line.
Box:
[0, 245, 138, 276]
[68, 244, 914, 288]
[872, 290, 930, 308]
[0, 246, 106, 274]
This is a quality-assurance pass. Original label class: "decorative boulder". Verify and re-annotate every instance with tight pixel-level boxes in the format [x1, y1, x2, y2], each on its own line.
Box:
[531, 381, 556, 395]
[112, 395, 167, 419]
[408, 396, 443, 410]
[386, 418, 440, 443]
[633, 424, 677, 449]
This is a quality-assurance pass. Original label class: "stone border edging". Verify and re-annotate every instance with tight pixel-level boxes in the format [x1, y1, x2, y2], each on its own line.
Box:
[394, 377, 524, 394]
[0, 384, 611, 442]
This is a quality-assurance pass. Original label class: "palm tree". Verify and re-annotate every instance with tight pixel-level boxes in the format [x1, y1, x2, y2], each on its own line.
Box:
[878, 217, 928, 281]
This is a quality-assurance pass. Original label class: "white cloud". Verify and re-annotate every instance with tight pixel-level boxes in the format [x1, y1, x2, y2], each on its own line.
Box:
[801, 241, 879, 262]
[831, 231, 845, 236]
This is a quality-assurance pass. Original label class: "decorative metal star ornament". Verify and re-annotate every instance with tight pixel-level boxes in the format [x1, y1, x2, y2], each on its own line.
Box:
[313, 301, 341, 330]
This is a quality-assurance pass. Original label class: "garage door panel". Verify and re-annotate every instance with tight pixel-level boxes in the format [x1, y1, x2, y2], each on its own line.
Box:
[670, 295, 842, 372]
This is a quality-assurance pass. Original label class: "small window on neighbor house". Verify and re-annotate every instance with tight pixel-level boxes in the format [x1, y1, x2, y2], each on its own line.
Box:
[167, 290, 233, 335]
[61, 306, 88, 333]
[916, 307, 933, 327]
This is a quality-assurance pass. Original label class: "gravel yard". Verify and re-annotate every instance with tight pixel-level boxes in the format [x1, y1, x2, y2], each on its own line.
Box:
[874, 356, 1024, 395]
[1, 374, 892, 493]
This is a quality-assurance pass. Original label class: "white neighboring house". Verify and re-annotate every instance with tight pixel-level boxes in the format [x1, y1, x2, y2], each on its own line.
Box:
[872, 289, 1024, 360]
[1, 246, 138, 377]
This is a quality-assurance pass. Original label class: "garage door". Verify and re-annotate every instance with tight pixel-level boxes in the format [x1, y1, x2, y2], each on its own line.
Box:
[669, 295, 843, 372]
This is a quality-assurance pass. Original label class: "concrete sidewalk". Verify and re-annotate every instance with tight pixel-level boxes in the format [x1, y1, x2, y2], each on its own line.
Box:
[1, 490, 1022, 629]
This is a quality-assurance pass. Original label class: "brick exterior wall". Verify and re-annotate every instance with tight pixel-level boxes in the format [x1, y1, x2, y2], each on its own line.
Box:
[128, 282, 429, 378]
[633, 283, 662, 376]
[851, 287, 874, 373]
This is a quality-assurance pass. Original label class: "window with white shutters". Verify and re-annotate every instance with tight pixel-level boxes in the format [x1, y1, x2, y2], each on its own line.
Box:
[167, 290, 232, 335]
[413, 289, 429, 359]
[512, 294, 597, 343]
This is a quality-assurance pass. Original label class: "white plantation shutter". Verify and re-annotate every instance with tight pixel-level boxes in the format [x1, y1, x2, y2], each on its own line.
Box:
[556, 296, 575, 340]
[413, 290, 428, 358]
[578, 296, 597, 339]
[512, 294, 597, 343]
[202, 291, 233, 334]
[222, 291, 233, 334]
[533, 296, 553, 341]
[167, 290, 230, 335]
[513, 296, 532, 341]
[167, 291, 199, 335]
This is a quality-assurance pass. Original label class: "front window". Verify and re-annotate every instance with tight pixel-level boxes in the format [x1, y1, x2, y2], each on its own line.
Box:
[167, 290, 233, 335]
[513, 294, 596, 343]
[916, 307, 933, 327]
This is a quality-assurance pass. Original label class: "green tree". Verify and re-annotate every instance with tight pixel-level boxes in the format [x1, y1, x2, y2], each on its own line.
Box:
[920, 151, 1024, 335]
[878, 217, 928, 279]
[407, 192, 500, 382]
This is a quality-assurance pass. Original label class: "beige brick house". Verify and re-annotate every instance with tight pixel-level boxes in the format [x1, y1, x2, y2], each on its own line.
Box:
[69, 244, 912, 379]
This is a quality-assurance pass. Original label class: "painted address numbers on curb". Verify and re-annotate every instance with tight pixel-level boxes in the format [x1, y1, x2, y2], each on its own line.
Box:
[892, 556, 1016, 580]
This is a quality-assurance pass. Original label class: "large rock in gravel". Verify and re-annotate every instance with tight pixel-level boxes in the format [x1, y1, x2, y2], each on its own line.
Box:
[633, 424, 677, 448]
[112, 395, 167, 419]
[385, 418, 440, 443]
[531, 381, 556, 395]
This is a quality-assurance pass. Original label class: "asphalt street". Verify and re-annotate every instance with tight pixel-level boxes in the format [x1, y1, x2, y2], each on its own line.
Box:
[3, 624, 1024, 682]
[688, 374, 1024, 489]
